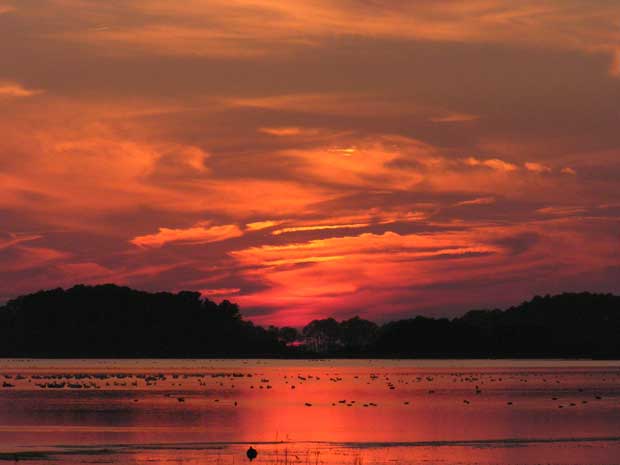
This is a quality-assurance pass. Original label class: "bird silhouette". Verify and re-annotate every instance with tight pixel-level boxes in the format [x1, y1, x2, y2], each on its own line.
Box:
[247, 446, 257, 461]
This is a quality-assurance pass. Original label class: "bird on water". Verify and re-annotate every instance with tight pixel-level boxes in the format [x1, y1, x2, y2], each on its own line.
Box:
[247, 446, 258, 461]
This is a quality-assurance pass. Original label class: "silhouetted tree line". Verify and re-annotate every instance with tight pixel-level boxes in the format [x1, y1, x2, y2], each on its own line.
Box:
[303, 293, 620, 358]
[0, 285, 284, 357]
[0, 285, 618, 358]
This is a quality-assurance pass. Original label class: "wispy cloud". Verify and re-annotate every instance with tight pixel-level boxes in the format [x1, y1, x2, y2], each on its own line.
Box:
[0, 81, 43, 98]
[259, 127, 321, 137]
[45, 0, 620, 69]
[272, 223, 369, 236]
[0, 233, 42, 251]
[525, 162, 551, 173]
[536, 206, 587, 216]
[455, 197, 496, 207]
[465, 157, 518, 172]
[131, 224, 243, 247]
[200, 287, 241, 297]
[430, 113, 480, 123]
[245, 220, 282, 231]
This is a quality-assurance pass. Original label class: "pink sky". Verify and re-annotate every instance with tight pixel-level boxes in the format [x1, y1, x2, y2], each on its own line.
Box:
[1, 1, 619, 326]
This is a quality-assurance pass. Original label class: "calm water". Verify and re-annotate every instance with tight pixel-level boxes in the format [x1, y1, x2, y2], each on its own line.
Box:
[1, 359, 620, 464]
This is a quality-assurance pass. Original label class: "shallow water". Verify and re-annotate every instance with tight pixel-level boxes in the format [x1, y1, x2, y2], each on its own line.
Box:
[1, 359, 619, 464]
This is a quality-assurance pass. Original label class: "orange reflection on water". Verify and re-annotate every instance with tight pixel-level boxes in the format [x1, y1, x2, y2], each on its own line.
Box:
[1, 360, 620, 464]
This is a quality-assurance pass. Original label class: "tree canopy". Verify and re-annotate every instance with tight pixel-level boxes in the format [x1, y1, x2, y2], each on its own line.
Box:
[0, 286, 618, 358]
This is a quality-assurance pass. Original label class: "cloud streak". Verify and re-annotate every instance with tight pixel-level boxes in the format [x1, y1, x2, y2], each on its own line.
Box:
[465, 157, 519, 172]
[0, 81, 42, 98]
[131, 224, 244, 247]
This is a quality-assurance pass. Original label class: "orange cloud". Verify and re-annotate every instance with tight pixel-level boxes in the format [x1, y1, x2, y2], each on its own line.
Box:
[0, 81, 42, 98]
[269, 211, 429, 236]
[455, 197, 496, 207]
[2, 0, 619, 324]
[430, 113, 480, 123]
[525, 162, 551, 173]
[272, 223, 369, 236]
[536, 206, 587, 216]
[200, 288, 241, 296]
[231, 231, 498, 267]
[259, 127, 321, 137]
[465, 157, 518, 172]
[231, 229, 507, 324]
[482, 159, 518, 172]
[232, 217, 620, 325]
[245, 220, 282, 231]
[47, 0, 620, 69]
[131, 224, 243, 247]
[281, 136, 435, 189]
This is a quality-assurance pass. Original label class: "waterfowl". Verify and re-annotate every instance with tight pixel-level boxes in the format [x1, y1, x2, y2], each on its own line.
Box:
[247, 447, 257, 461]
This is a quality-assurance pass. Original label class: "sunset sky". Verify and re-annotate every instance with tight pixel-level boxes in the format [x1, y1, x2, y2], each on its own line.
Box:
[1, 0, 619, 326]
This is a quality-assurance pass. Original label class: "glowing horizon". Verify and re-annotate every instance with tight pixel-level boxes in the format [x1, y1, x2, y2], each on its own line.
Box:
[1, 0, 619, 326]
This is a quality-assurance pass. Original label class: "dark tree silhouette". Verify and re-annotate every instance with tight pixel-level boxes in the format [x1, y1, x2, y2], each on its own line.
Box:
[302, 318, 341, 352]
[373, 293, 620, 358]
[0, 286, 618, 358]
[0, 285, 284, 357]
[339, 316, 379, 352]
[277, 326, 300, 345]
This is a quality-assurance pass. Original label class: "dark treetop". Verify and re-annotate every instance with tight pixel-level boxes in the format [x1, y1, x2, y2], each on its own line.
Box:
[0, 284, 618, 358]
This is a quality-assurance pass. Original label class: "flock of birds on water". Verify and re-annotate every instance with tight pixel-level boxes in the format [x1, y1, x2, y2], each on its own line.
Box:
[1, 368, 618, 412]
[1, 364, 618, 463]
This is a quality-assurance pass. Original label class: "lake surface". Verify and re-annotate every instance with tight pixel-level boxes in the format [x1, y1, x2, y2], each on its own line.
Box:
[1, 359, 619, 464]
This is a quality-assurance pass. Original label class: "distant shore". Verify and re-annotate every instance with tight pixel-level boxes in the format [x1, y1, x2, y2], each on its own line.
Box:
[1, 285, 619, 359]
